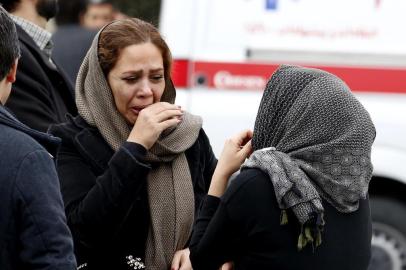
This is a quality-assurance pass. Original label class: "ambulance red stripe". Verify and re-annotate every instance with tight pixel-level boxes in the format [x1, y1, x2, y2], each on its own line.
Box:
[171, 59, 406, 93]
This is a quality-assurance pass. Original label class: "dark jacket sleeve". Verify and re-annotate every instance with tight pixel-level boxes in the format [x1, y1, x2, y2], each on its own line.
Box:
[183, 129, 218, 248]
[14, 150, 76, 270]
[189, 170, 264, 269]
[56, 141, 151, 248]
[189, 195, 237, 270]
[200, 129, 217, 192]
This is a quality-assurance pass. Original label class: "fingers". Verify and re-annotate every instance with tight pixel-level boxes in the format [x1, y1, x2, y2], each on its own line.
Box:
[239, 140, 253, 158]
[146, 101, 181, 115]
[179, 258, 192, 270]
[140, 102, 183, 125]
[155, 108, 184, 123]
[159, 117, 182, 131]
[178, 250, 192, 270]
[171, 251, 181, 270]
[232, 129, 253, 146]
[171, 249, 192, 270]
[220, 262, 234, 270]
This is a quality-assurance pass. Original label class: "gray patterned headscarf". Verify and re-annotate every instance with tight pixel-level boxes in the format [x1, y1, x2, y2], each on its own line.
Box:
[242, 65, 375, 249]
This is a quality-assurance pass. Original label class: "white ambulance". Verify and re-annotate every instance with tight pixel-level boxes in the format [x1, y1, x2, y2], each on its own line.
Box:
[160, 0, 406, 269]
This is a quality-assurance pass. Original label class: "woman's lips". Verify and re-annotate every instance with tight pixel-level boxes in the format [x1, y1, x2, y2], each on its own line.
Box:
[130, 106, 147, 115]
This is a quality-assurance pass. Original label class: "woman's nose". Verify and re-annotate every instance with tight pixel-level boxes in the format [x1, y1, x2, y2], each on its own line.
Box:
[137, 79, 153, 97]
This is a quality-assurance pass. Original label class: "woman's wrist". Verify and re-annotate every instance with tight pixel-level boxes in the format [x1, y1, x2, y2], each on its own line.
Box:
[208, 171, 230, 197]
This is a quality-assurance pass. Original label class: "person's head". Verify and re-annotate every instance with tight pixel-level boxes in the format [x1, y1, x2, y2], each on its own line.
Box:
[82, 0, 114, 30]
[55, 0, 87, 25]
[98, 18, 173, 124]
[0, 0, 58, 23]
[244, 66, 375, 250]
[0, 5, 20, 104]
[252, 65, 375, 152]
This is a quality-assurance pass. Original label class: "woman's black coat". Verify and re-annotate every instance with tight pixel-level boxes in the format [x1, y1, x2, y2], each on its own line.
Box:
[49, 115, 217, 269]
[190, 168, 372, 270]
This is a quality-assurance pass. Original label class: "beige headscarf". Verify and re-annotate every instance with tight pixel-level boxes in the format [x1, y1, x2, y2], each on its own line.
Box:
[76, 24, 202, 269]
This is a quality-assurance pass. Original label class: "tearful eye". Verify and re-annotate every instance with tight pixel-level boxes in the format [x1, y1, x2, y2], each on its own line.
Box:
[151, 74, 164, 82]
[123, 77, 139, 83]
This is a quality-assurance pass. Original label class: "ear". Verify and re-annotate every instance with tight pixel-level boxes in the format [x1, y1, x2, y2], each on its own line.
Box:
[79, 12, 85, 25]
[6, 59, 18, 83]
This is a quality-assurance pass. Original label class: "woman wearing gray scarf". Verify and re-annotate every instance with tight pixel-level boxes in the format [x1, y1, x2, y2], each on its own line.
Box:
[190, 65, 376, 270]
[49, 19, 217, 270]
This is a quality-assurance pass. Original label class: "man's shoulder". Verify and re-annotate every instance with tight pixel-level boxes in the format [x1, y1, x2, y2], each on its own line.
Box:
[14, 24, 36, 52]
[14, 25, 46, 69]
[0, 122, 51, 187]
[0, 123, 45, 160]
[13, 35, 44, 78]
[17, 36, 41, 64]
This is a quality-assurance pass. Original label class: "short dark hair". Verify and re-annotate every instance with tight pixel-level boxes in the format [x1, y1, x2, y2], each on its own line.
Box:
[0, 5, 20, 81]
[55, 0, 88, 25]
[88, 0, 113, 5]
[0, 0, 21, 12]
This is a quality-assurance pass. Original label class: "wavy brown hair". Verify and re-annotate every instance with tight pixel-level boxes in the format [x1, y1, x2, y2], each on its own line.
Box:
[98, 18, 172, 82]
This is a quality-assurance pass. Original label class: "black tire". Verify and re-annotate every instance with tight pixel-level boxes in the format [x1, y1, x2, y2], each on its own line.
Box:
[368, 196, 406, 270]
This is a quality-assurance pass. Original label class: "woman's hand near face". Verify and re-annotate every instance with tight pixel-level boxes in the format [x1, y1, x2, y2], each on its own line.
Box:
[209, 129, 253, 197]
[127, 102, 183, 149]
